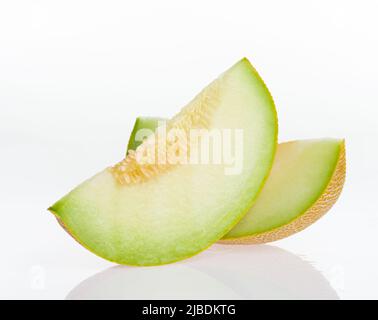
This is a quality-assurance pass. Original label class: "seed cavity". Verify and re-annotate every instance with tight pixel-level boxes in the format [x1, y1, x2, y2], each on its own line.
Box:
[110, 79, 222, 185]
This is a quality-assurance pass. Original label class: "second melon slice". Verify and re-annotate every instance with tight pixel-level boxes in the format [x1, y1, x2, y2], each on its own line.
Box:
[221, 138, 345, 244]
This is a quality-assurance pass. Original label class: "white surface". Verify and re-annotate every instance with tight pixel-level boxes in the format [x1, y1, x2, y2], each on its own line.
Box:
[0, 0, 377, 299]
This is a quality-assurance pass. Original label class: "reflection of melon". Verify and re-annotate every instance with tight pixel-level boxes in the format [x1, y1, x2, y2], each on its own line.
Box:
[49, 58, 278, 265]
[128, 119, 345, 244]
[190, 245, 339, 300]
[67, 246, 338, 300]
[67, 265, 242, 300]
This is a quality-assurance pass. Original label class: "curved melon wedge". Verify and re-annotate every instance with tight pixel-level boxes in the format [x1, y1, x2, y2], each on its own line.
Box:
[127, 122, 345, 244]
[49, 58, 278, 265]
[221, 138, 346, 244]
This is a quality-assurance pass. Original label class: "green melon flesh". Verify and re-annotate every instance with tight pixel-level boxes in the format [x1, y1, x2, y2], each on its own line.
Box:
[49, 58, 278, 265]
[224, 138, 344, 240]
[127, 119, 344, 242]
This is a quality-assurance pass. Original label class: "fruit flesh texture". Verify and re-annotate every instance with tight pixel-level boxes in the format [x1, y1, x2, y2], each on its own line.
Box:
[224, 139, 344, 239]
[49, 59, 278, 265]
[127, 119, 343, 242]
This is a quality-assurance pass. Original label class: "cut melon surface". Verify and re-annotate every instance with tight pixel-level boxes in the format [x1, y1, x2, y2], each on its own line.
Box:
[128, 119, 345, 244]
[222, 138, 346, 243]
[49, 58, 278, 265]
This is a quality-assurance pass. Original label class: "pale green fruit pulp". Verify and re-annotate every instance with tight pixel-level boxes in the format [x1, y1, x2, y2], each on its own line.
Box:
[50, 58, 278, 265]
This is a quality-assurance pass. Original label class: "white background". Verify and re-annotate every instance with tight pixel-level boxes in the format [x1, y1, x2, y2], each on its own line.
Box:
[0, 0, 377, 299]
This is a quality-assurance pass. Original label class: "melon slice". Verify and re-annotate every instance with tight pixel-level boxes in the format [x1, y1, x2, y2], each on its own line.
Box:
[128, 119, 345, 244]
[49, 58, 278, 265]
[221, 138, 345, 244]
